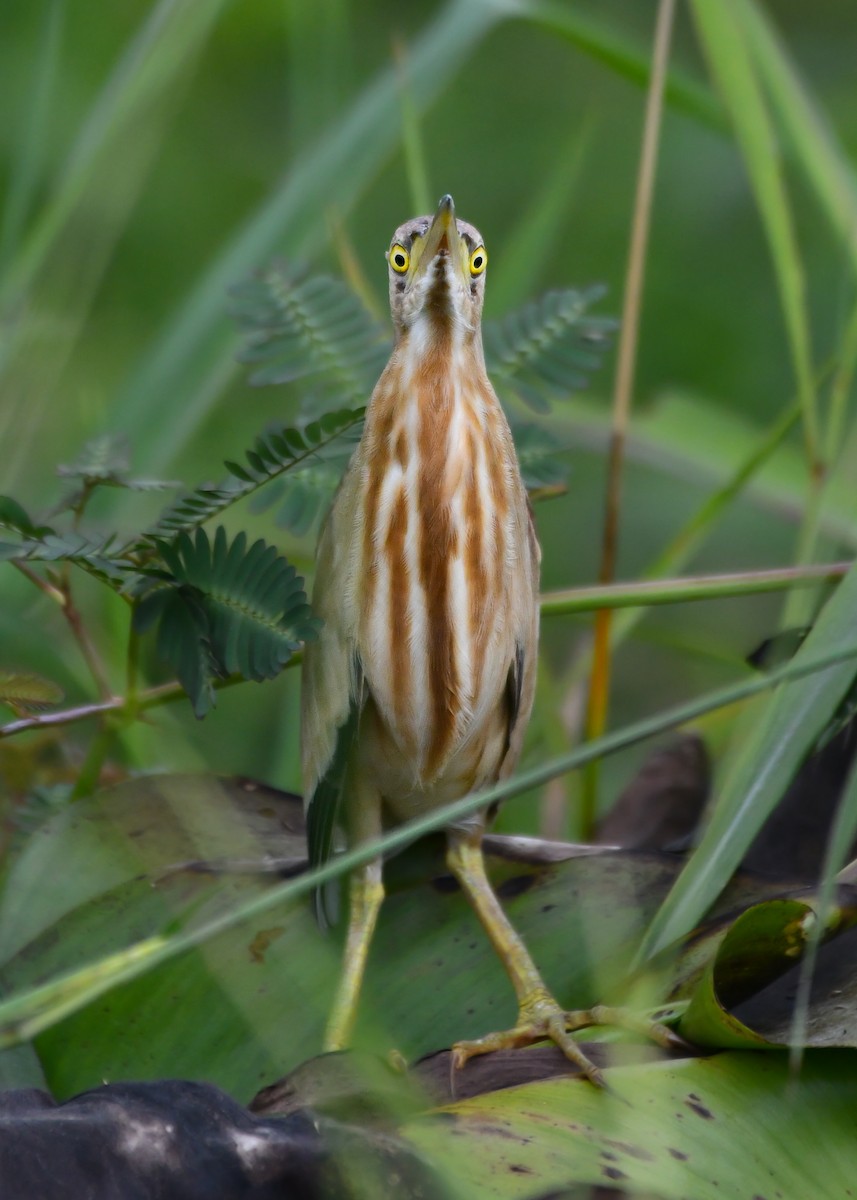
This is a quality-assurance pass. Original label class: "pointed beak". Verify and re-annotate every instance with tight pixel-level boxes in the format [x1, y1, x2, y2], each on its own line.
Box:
[412, 194, 464, 284]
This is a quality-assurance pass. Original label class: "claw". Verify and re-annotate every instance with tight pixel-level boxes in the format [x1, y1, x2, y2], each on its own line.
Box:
[451, 1003, 681, 1087]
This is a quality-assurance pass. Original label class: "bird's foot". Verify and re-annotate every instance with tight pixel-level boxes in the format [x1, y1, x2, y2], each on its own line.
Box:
[451, 998, 683, 1087]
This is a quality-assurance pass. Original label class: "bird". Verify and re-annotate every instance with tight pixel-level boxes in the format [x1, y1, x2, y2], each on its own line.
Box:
[301, 194, 669, 1084]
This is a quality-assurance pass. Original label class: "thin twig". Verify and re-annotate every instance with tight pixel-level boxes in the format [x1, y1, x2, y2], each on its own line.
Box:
[12, 558, 113, 700]
[11, 561, 63, 604]
[59, 581, 114, 701]
[0, 698, 122, 738]
[582, 0, 676, 835]
[0, 653, 303, 740]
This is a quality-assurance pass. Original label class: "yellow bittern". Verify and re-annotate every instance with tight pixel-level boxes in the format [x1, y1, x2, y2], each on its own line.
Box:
[302, 195, 655, 1084]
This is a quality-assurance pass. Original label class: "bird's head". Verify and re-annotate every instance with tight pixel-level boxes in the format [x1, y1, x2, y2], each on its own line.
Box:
[386, 194, 487, 341]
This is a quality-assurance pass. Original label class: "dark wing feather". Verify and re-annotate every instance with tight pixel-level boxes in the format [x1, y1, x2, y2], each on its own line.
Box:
[306, 657, 364, 926]
[503, 641, 526, 757]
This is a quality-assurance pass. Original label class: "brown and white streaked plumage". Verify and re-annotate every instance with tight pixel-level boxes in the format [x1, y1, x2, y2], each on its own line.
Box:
[302, 197, 538, 825]
[302, 196, 664, 1083]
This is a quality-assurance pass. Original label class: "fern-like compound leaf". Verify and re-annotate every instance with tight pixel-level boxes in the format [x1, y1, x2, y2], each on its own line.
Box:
[134, 527, 320, 717]
[230, 265, 390, 408]
[141, 407, 365, 544]
[483, 286, 617, 413]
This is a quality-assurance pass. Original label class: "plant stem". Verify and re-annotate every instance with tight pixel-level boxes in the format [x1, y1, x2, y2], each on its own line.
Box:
[11, 561, 64, 605]
[583, 0, 675, 834]
[69, 728, 114, 801]
[542, 561, 850, 615]
[0, 653, 303, 739]
[60, 580, 113, 701]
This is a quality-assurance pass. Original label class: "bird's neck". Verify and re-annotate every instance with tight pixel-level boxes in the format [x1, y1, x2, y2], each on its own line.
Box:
[395, 312, 488, 400]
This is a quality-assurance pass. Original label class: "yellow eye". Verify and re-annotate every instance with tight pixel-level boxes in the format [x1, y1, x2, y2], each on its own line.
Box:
[469, 246, 487, 276]
[389, 244, 410, 273]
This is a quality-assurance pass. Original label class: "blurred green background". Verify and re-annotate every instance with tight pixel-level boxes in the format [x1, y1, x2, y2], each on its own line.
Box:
[1, 0, 855, 831]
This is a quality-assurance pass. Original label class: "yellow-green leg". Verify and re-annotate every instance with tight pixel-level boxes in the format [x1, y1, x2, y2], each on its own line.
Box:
[323, 858, 384, 1051]
[446, 829, 677, 1085]
[323, 768, 384, 1052]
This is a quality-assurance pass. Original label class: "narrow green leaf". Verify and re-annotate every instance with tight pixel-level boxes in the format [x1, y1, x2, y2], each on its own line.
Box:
[733, 0, 857, 281]
[691, 0, 818, 464]
[639, 558, 857, 962]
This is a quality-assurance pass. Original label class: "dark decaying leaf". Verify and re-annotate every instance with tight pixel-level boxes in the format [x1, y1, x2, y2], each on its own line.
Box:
[133, 528, 319, 716]
[595, 734, 710, 851]
[749, 625, 857, 755]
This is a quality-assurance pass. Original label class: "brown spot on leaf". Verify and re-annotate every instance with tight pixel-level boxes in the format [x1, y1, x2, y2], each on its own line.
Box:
[685, 1096, 714, 1119]
[602, 1166, 628, 1181]
[497, 875, 535, 899]
[668, 1148, 689, 1160]
[248, 926, 285, 964]
[603, 1138, 655, 1162]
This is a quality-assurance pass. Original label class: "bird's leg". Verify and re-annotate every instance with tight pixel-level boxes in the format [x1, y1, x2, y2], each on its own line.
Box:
[323, 774, 384, 1052]
[323, 858, 384, 1051]
[445, 828, 677, 1085]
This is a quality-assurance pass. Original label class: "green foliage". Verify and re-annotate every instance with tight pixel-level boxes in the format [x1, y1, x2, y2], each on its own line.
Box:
[134, 528, 319, 717]
[231, 267, 389, 402]
[484, 286, 616, 413]
[0, 672, 64, 716]
[2, 1, 857, 1190]
[53, 435, 178, 517]
[142, 406, 365, 542]
[228, 265, 614, 528]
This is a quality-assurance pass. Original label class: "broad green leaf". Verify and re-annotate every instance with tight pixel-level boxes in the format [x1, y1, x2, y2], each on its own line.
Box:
[679, 894, 857, 1048]
[403, 1052, 857, 1198]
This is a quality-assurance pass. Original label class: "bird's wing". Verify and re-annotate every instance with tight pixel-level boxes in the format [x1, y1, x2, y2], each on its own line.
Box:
[301, 463, 366, 895]
[499, 502, 541, 780]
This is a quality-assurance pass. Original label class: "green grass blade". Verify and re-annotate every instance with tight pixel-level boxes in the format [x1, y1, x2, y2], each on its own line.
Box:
[638, 558, 857, 963]
[733, 0, 857, 279]
[691, 0, 818, 469]
[0, 0, 63, 272]
[283, 0, 350, 155]
[110, 0, 504, 476]
[541, 561, 850, 615]
[394, 37, 432, 217]
[1, 0, 228, 304]
[520, 0, 726, 132]
[488, 116, 593, 315]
